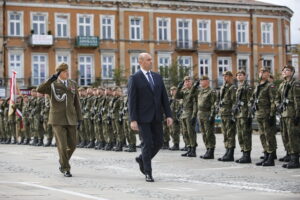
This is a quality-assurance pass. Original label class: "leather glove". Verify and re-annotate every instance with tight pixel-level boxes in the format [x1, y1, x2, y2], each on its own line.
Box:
[294, 116, 300, 126]
[190, 117, 197, 125]
[77, 120, 82, 130]
[49, 71, 61, 82]
[269, 116, 276, 126]
[177, 81, 184, 89]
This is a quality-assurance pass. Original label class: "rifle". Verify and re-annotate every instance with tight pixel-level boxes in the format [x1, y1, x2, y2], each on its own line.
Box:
[277, 82, 291, 115]
[233, 80, 247, 115]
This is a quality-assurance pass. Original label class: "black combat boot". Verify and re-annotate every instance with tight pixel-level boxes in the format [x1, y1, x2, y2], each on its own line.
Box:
[187, 147, 197, 157]
[94, 141, 100, 149]
[238, 151, 251, 163]
[17, 137, 24, 145]
[200, 149, 209, 159]
[86, 140, 95, 148]
[284, 154, 300, 169]
[218, 148, 229, 161]
[1, 138, 6, 144]
[221, 148, 234, 162]
[77, 140, 87, 148]
[104, 142, 113, 151]
[181, 146, 191, 157]
[5, 138, 11, 144]
[235, 151, 244, 163]
[11, 137, 17, 144]
[36, 138, 43, 146]
[260, 151, 267, 159]
[124, 144, 137, 152]
[99, 141, 106, 150]
[23, 138, 30, 145]
[205, 148, 214, 159]
[256, 152, 268, 166]
[181, 146, 188, 151]
[262, 152, 275, 166]
[279, 152, 290, 162]
[169, 143, 179, 151]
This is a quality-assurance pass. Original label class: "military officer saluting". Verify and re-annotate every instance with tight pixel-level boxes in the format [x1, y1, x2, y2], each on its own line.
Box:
[37, 63, 82, 177]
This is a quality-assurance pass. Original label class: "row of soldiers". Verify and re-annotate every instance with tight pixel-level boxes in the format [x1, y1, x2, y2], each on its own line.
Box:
[172, 65, 300, 169]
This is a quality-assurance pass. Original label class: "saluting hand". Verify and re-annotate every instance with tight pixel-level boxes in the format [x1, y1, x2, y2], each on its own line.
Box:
[50, 71, 62, 82]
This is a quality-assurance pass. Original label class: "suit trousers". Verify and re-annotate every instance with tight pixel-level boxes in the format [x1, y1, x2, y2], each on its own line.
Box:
[138, 121, 163, 174]
[52, 125, 77, 172]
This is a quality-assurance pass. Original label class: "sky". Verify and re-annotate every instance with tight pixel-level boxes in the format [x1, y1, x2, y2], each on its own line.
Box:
[258, 0, 300, 44]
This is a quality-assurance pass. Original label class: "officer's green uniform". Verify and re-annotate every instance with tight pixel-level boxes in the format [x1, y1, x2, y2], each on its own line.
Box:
[37, 63, 82, 175]
[196, 79, 216, 159]
[251, 77, 277, 166]
[276, 70, 300, 168]
[234, 77, 253, 163]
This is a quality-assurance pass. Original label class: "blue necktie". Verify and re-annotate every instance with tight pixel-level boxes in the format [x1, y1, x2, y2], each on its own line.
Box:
[146, 72, 154, 90]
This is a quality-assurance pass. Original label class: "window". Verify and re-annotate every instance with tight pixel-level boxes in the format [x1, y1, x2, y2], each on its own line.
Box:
[262, 56, 274, 74]
[217, 57, 231, 86]
[261, 22, 273, 45]
[78, 55, 93, 86]
[130, 17, 143, 40]
[78, 14, 93, 36]
[177, 19, 192, 48]
[237, 56, 250, 80]
[198, 20, 210, 43]
[32, 54, 47, 86]
[8, 51, 24, 79]
[101, 15, 115, 40]
[216, 21, 231, 49]
[56, 51, 71, 74]
[178, 56, 193, 76]
[236, 21, 248, 44]
[198, 55, 212, 81]
[55, 14, 69, 37]
[285, 26, 290, 45]
[101, 54, 114, 79]
[8, 11, 23, 36]
[130, 55, 140, 74]
[32, 13, 47, 35]
[157, 18, 171, 41]
[158, 54, 171, 79]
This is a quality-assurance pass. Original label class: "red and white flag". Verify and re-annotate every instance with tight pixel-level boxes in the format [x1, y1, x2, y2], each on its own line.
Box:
[8, 71, 17, 116]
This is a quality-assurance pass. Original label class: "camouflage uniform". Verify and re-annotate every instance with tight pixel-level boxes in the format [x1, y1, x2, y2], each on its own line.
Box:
[175, 78, 198, 157]
[82, 94, 94, 148]
[276, 73, 300, 168]
[103, 94, 114, 150]
[234, 78, 253, 163]
[94, 94, 106, 150]
[43, 95, 53, 146]
[168, 95, 181, 150]
[15, 97, 24, 144]
[111, 95, 124, 151]
[197, 82, 216, 159]
[122, 95, 137, 152]
[217, 72, 237, 162]
[251, 78, 277, 166]
[77, 94, 88, 147]
[0, 100, 5, 142]
[21, 97, 31, 144]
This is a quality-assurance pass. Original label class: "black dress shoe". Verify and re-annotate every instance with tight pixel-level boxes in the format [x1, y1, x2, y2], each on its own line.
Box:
[64, 171, 72, 177]
[135, 157, 145, 175]
[145, 173, 154, 182]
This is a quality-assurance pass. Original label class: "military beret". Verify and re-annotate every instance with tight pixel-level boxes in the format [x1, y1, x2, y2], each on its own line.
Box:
[170, 86, 177, 90]
[236, 70, 246, 76]
[260, 67, 270, 73]
[282, 65, 295, 72]
[184, 76, 191, 81]
[223, 71, 233, 76]
[55, 63, 68, 73]
[200, 75, 209, 80]
[31, 88, 37, 92]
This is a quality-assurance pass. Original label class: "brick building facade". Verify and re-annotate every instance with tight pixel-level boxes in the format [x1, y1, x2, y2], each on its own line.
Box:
[0, 0, 294, 92]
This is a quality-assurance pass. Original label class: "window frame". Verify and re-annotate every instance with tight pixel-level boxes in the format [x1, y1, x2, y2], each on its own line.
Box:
[55, 51, 71, 75]
[78, 54, 94, 86]
[197, 19, 211, 43]
[8, 11, 24, 37]
[158, 53, 172, 79]
[176, 18, 193, 48]
[101, 53, 115, 80]
[77, 14, 94, 36]
[130, 54, 140, 75]
[156, 17, 171, 42]
[236, 21, 249, 44]
[31, 12, 48, 35]
[31, 53, 48, 86]
[261, 22, 274, 45]
[198, 54, 212, 83]
[100, 15, 115, 40]
[55, 13, 70, 38]
[8, 50, 24, 79]
[129, 16, 143, 41]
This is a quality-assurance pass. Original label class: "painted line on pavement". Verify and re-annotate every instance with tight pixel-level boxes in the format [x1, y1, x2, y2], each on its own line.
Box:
[16, 182, 109, 200]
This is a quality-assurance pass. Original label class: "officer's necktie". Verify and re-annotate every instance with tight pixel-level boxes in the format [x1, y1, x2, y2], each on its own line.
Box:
[146, 72, 154, 90]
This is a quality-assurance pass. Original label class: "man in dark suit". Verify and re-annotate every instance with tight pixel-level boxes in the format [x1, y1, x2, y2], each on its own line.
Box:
[128, 53, 173, 182]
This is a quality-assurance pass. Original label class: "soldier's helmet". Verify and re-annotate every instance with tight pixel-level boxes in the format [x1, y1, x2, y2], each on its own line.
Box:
[55, 63, 68, 72]
[199, 75, 209, 80]
[236, 70, 246, 76]
[282, 64, 295, 72]
[223, 71, 233, 76]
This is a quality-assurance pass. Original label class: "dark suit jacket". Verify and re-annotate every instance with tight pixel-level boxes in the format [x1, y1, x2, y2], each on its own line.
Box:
[128, 70, 172, 123]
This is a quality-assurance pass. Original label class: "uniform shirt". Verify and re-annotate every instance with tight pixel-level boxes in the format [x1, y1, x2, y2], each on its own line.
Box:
[197, 87, 216, 119]
[217, 83, 237, 117]
[234, 81, 252, 118]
